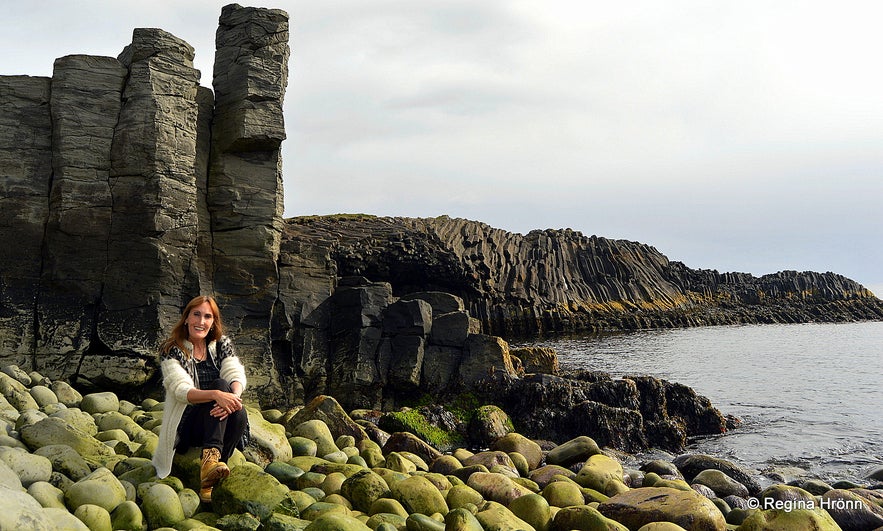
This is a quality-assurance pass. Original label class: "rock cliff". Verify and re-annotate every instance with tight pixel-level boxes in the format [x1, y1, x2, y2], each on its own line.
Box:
[0, 5, 881, 451]
[285, 215, 883, 337]
[0, 4, 290, 397]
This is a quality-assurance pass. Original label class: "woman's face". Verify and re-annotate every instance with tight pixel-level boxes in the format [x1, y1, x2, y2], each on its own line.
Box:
[185, 301, 214, 342]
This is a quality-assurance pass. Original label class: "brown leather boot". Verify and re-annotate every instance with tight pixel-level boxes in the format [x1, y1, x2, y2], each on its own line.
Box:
[199, 447, 229, 503]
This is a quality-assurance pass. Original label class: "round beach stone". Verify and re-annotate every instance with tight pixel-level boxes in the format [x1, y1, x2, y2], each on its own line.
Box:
[529, 464, 576, 488]
[406, 512, 446, 531]
[575, 454, 627, 496]
[80, 392, 120, 415]
[444, 508, 484, 531]
[491, 432, 544, 471]
[30, 385, 59, 408]
[340, 469, 391, 513]
[390, 474, 448, 516]
[637, 523, 688, 531]
[74, 503, 113, 531]
[301, 501, 352, 520]
[640, 459, 682, 479]
[0, 446, 52, 486]
[141, 482, 186, 529]
[50, 380, 83, 407]
[693, 468, 749, 498]
[291, 419, 338, 457]
[509, 492, 552, 531]
[446, 483, 485, 510]
[821, 489, 883, 531]
[738, 506, 842, 531]
[429, 454, 462, 475]
[211, 461, 296, 520]
[0, 373, 39, 411]
[28, 481, 67, 509]
[1, 365, 31, 385]
[266, 461, 305, 489]
[369, 497, 409, 518]
[598, 487, 727, 531]
[475, 500, 536, 531]
[541, 479, 585, 508]
[110, 500, 145, 531]
[546, 436, 602, 468]
[385, 452, 417, 474]
[50, 407, 98, 436]
[64, 467, 127, 513]
[305, 512, 372, 531]
[554, 505, 628, 531]
[0, 485, 55, 530]
[467, 471, 534, 506]
[800, 478, 833, 495]
[365, 512, 407, 530]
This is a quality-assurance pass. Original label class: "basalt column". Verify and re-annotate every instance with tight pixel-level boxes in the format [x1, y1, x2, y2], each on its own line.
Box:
[0, 76, 52, 364]
[207, 4, 290, 399]
[96, 29, 207, 388]
[36, 56, 127, 379]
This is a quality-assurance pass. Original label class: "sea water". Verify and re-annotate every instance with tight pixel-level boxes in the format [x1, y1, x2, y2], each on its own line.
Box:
[521, 321, 883, 483]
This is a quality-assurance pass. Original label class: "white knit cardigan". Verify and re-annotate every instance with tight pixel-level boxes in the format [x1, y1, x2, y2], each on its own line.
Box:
[152, 337, 247, 478]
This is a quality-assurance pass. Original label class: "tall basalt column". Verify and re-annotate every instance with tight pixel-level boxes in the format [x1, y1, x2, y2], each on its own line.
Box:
[0, 76, 52, 365]
[36, 55, 127, 379]
[96, 28, 204, 388]
[208, 4, 290, 398]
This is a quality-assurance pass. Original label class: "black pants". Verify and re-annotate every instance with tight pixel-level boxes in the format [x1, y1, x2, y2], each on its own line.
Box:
[176, 378, 247, 462]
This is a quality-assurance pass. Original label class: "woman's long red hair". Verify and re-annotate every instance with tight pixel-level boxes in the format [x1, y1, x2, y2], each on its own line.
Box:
[160, 295, 225, 358]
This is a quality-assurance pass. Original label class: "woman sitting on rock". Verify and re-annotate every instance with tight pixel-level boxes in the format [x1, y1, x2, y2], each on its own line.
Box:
[152, 295, 248, 503]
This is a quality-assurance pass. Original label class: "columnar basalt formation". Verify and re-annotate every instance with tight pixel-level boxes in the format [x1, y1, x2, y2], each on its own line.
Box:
[0, 76, 52, 364]
[208, 4, 290, 395]
[0, 4, 289, 396]
[284, 215, 883, 336]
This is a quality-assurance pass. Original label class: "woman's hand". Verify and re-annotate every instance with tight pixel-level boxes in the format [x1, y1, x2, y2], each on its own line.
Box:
[210, 390, 243, 420]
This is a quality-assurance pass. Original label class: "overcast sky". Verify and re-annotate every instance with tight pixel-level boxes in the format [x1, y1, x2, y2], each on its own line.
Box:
[3, 1, 882, 296]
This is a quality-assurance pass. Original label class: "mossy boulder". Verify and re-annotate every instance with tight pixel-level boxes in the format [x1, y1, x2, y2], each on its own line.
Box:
[545, 436, 602, 468]
[598, 487, 726, 531]
[64, 467, 127, 513]
[369, 497, 410, 518]
[446, 483, 486, 510]
[529, 465, 577, 488]
[467, 405, 514, 448]
[445, 507, 485, 531]
[80, 392, 120, 415]
[542, 480, 586, 508]
[692, 469, 749, 498]
[73, 503, 113, 531]
[552, 504, 628, 531]
[0, 446, 52, 487]
[20, 416, 116, 464]
[304, 511, 373, 531]
[467, 471, 534, 506]
[291, 419, 339, 457]
[575, 454, 627, 496]
[28, 481, 66, 509]
[475, 500, 536, 531]
[141, 482, 186, 529]
[491, 433, 544, 471]
[211, 461, 299, 520]
[738, 506, 843, 531]
[390, 475, 449, 516]
[340, 470, 390, 513]
[509, 492, 552, 531]
[110, 500, 145, 531]
[379, 409, 462, 453]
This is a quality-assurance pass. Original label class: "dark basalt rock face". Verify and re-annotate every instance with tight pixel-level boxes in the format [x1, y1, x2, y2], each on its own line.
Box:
[0, 4, 290, 397]
[285, 215, 883, 336]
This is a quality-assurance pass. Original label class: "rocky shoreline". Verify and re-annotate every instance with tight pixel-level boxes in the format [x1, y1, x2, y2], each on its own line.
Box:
[3, 363, 882, 531]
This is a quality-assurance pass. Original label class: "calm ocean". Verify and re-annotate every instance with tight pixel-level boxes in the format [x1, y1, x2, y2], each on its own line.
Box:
[521, 321, 883, 483]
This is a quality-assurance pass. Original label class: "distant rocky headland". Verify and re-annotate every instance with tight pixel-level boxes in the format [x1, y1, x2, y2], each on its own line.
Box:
[1, 2, 881, 440]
